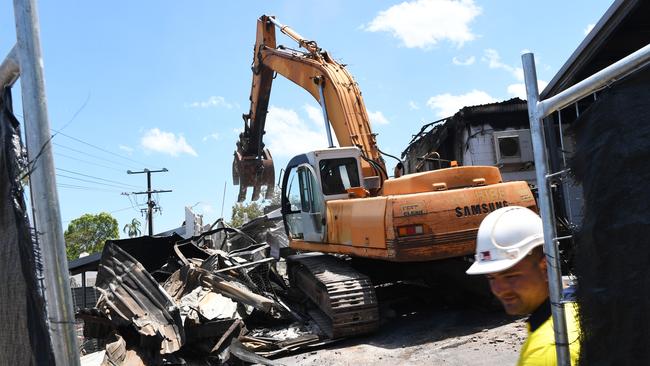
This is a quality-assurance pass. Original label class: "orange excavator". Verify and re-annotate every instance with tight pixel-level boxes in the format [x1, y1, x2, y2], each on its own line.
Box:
[233, 15, 536, 338]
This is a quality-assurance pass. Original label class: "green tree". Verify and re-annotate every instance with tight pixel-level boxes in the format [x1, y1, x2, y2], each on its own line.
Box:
[266, 186, 282, 208]
[229, 187, 281, 227]
[64, 212, 119, 260]
[123, 218, 142, 238]
[229, 201, 264, 227]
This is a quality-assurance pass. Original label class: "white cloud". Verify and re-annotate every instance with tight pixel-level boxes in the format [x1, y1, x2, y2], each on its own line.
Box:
[507, 84, 526, 100]
[483, 49, 524, 81]
[202, 133, 220, 142]
[303, 104, 324, 126]
[408, 101, 419, 110]
[233, 127, 243, 134]
[118, 145, 133, 155]
[426, 90, 497, 117]
[265, 106, 329, 157]
[584, 23, 595, 36]
[368, 110, 389, 125]
[364, 0, 481, 49]
[452, 55, 476, 66]
[186, 96, 233, 109]
[199, 203, 214, 214]
[507, 80, 549, 99]
[140, 128, 198, 157]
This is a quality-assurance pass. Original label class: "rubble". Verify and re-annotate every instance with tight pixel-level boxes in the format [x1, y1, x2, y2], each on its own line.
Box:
[78, 215, 327, 365]
[95, 243, 184, 355]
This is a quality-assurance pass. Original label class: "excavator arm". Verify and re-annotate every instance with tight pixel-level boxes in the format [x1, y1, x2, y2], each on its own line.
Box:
[233, 15, 386, 201]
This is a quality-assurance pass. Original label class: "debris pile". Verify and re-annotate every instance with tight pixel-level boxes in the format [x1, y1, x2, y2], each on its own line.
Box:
[78, 216, 330, 365]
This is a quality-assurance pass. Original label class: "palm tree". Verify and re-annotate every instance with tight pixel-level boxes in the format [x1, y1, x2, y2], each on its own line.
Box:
[123, 218, 142, 238]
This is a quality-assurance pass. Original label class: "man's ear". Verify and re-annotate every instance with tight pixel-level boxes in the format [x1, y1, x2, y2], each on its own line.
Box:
[539, 255, 548, 277]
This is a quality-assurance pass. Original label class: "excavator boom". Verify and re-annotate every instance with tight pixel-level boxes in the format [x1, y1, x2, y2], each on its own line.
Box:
[233, 15, 385, 201]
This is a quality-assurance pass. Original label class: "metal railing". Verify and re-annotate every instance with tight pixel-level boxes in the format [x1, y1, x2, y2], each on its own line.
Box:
[522, 42, 650, 366]
[3, 0, 80, 364]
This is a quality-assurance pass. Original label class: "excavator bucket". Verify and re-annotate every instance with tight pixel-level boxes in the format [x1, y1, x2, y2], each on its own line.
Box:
[232, 148, 275, 202]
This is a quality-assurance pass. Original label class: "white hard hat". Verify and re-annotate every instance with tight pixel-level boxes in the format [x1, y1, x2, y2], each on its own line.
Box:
[466, 206, 544, 275]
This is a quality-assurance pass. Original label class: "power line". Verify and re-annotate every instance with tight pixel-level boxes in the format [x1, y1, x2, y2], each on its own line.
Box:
[56, 152, 126, 173]
[57, 183, 123, 193]
[124, 192, 141, 210]
[52, 129, 148, 167]
[221, 181, 227, 218]
[56, 167, 141, 189]
[53, 143, 137, 170]
[61, 203, 148, 224]
[56, 173, 136, 190]
[16, 93, 90, 134]
[53, 92, 91, 133]
[110, 204, 146, 214]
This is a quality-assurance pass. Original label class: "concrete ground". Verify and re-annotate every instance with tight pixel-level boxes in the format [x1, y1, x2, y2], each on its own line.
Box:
[276, 298, 527, 365]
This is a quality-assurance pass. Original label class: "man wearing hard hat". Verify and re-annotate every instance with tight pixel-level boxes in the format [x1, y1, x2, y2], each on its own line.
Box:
[466, 206, 580, 365]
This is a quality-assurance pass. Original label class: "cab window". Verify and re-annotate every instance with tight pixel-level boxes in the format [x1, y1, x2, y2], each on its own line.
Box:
[285, 167, 302, 212]
[319, 158, 360, 195]
[299, 168, 311, 212]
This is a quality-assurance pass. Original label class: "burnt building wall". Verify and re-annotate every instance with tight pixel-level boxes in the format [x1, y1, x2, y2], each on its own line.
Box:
[401, 99, 534, 181]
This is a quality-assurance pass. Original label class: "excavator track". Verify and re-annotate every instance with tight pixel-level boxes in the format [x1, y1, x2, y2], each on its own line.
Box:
[287, 254, 379, 339]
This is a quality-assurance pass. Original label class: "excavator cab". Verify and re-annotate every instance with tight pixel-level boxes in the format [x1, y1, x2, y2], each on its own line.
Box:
[282, 161, 324, 242]
[281, 147, 366, 243]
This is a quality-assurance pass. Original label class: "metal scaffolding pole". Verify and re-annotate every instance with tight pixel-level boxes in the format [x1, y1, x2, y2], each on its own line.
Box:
[13, 0, 80, 364]
[536, 43, 650, 120]
[522, 42, 650, 366]
[0, 46, 19, 87]
[522, 53, 571, 366]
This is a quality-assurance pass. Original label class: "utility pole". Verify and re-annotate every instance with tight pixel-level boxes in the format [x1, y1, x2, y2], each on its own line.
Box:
[7, 1, 80, 363]
[127, 168, 172, 236]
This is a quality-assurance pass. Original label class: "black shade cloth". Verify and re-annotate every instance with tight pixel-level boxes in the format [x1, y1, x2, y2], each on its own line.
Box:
[571, 66, 650, 366]
[0, 87, 54, 364]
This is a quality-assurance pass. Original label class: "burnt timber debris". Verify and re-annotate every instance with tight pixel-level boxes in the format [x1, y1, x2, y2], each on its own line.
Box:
[77, 214, 341, 365]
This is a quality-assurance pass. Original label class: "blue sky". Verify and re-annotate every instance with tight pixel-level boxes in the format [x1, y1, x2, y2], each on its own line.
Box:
[1, 0, 613, 237]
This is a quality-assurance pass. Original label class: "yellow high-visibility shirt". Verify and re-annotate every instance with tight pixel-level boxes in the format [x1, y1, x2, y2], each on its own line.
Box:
[517, 303, 581, 366]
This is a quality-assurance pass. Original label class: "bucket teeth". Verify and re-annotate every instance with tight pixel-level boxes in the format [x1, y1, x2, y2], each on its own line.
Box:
[232, 147, 275, 202]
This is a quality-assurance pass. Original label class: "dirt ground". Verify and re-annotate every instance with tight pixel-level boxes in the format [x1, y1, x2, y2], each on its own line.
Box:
[276, 293, 527, 366]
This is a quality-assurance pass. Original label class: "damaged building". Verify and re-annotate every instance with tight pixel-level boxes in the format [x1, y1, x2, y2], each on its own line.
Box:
[401, 96, 583, 231]
[401, 98, 535, 183]
[399, 98, 577, 220]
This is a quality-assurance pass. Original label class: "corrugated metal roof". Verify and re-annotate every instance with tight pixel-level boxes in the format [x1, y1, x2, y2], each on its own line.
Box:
[68, 252, 102, 275]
